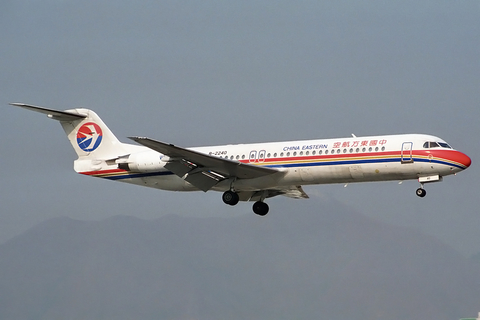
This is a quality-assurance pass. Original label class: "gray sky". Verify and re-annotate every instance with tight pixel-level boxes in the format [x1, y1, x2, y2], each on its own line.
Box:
[1, 0, 479, 256]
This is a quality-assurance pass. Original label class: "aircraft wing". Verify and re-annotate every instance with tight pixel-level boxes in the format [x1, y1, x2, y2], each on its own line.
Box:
[129, 136, 279, 192]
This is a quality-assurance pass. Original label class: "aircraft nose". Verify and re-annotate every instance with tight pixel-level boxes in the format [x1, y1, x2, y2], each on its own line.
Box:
[455, 151, 471, 169]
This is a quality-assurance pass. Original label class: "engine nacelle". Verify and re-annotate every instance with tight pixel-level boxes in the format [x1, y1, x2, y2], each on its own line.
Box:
[117, 152, 165, 172]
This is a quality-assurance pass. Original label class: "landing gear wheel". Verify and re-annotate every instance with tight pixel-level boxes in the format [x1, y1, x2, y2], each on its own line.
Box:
[416, 188, 426, 198]
[222, 191, 239, 206]
[253, 201, 269, 216]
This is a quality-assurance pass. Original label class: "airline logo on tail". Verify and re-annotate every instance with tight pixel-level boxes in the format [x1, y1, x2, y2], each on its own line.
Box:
[77, 122, 103, 152]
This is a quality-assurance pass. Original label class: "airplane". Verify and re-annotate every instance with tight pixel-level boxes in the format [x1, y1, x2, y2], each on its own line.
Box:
[9, 103, 471, 216]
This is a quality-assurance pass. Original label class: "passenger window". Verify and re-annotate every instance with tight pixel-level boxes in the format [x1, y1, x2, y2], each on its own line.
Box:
[319, 150, 322, 155]
[267, 153, 271, 158]
[368, 147, 372, 152]
[375, 147, 378, 152]
[287, 152, 290, 156]
[241, 155, 245, 159]
[300, 151, 303, 156]
[343, 149, 347, 153]
[274, 153, 277, 157]
[337, 149, 341, 154]
[236, 155, 239, 160]
[362, 147, 366, 152]
[280, 152, 284, 157]
[293, 152, 297, 156]
[325, 150, 329, 155]
[381, 146, 385, 151]
[356, 148, 360, 153]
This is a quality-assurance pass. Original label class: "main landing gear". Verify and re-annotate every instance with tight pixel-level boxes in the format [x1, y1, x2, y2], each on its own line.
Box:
[252, 201, 269, 216]
[222, 190, 239, 206]
[222, 190, 269, 216]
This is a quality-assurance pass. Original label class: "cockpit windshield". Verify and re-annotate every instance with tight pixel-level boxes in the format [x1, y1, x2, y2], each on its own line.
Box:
[423, 141, 452, 149]
[438, 142, 452, 149]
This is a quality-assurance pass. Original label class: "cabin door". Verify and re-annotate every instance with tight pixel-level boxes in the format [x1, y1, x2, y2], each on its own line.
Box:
[401, 142, 414, 163]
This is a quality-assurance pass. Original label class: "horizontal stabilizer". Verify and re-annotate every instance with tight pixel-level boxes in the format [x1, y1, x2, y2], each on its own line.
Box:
[9, 103, 87, 121]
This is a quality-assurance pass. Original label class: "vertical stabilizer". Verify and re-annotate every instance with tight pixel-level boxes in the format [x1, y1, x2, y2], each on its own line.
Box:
[9, 103, 131, 161]
[60, 108, 128, 159]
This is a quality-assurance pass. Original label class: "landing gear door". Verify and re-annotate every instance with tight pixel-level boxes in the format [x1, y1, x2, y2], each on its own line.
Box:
[401, 142, 414, 163]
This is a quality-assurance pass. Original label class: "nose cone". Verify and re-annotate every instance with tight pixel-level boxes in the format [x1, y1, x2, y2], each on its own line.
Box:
[455, 151, 471, 169]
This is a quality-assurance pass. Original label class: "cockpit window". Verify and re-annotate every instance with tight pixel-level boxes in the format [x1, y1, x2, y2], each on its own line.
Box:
[423, 141, 452, 149]
[438, 142, 452, 149]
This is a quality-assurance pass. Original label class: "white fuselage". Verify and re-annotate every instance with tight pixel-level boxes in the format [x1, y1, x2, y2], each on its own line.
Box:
[77, 133, 471, 194]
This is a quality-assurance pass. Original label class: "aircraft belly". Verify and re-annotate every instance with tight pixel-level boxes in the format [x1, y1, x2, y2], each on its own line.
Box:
[275, 162, 447, 186]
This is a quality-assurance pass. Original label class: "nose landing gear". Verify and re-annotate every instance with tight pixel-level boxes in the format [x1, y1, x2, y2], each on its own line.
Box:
[415, 175, 443, 198]
[416, 187, 426, 197]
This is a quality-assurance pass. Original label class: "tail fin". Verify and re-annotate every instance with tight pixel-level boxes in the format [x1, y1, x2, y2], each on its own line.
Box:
[60, 108, 128, 159]
[10, 103, 130, 160]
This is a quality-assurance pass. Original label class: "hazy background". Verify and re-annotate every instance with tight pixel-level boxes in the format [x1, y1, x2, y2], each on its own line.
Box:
[1, 0, 479, 258]
[0, 208, 478, 319]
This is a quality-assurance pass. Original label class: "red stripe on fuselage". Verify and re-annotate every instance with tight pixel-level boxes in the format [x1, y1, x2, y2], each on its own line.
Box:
[240, 149, 471, 168]
[422, 149, 471, 168]
[80, 168, 129, 176]
[239, 151, 399, 164]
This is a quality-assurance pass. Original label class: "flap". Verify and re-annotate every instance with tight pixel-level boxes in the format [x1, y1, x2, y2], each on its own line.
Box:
[238, 185, 309, 202]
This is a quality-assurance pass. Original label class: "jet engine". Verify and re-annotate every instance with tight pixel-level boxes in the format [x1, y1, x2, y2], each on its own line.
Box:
[116, 152, 165, 172]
